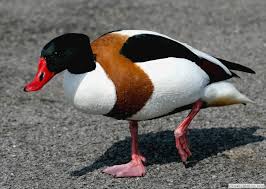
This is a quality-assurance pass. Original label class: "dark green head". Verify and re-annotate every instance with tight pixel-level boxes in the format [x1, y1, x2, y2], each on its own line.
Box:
[24, 33, 96, 92]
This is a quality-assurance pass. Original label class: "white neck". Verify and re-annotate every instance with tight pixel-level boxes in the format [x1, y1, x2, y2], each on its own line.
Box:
[63, 63, 117, 115]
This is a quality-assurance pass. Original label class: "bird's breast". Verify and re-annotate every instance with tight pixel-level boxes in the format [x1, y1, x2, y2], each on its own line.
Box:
[63, 64, 117, 115]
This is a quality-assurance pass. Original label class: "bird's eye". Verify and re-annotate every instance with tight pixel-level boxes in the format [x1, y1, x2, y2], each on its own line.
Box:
[53, 51, 62, 57]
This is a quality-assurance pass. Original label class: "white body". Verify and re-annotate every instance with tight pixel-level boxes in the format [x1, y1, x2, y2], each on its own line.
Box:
[63, 30, 253, 120]
[130, 58, 209, 120]
[63, 59, 209, 120]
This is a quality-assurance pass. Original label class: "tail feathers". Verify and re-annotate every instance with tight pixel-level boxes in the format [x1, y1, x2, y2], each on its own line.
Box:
[216, 57, 256, 74]
[237, 93, 255, 105]
[202, 81, 255, 107]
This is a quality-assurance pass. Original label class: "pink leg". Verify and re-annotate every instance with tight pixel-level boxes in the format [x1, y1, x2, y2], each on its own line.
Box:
[174, 100, 203, 163]
[102, 121, 146, 177]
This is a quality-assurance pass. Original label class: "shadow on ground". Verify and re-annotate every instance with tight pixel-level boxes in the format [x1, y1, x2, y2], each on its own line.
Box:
[70, 127, 264, 176]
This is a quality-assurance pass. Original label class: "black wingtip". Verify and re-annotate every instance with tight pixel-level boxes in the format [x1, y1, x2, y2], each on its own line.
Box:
[250, 69, 256, 74]
[231, 71, 241, 78]
[217, 58, 256, 74]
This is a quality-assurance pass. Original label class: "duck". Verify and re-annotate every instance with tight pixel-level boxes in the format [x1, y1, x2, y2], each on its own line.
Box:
[24, 30, 255, 177]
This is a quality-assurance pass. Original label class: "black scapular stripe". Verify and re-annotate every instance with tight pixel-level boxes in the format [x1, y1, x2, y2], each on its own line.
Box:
[120, 34, 233, 82]
[120, 34, 199, 62]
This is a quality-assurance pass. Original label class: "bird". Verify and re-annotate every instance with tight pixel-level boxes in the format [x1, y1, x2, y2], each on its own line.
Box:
[24, 30, 255, 177]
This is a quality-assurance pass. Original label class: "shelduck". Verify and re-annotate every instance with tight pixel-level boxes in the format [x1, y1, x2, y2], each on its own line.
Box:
[24, 30, 255, 177]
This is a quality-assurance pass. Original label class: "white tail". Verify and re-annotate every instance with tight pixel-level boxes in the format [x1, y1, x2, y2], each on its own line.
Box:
[201, 81, 255, 107]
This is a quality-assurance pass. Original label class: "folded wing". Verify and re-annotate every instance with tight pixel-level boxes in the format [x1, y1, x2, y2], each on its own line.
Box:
[119, 33, 254, 83]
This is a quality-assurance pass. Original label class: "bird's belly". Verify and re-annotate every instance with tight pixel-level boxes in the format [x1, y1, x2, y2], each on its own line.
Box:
[129, 58, 209, 120]
[63, 65, 117, 115]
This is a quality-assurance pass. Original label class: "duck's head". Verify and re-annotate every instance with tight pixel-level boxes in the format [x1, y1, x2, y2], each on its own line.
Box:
[24, 33, 95, 92]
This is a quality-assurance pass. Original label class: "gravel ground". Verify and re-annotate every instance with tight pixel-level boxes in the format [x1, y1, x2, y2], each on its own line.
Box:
[0, 0, 265, 188]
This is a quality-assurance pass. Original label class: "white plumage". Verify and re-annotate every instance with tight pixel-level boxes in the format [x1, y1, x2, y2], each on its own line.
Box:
[131, 57, 209, 120]
[63, 63, 117, 115]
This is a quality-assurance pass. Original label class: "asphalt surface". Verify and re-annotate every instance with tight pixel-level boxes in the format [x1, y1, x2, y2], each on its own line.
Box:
[0, 0, 265, 188]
